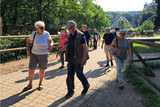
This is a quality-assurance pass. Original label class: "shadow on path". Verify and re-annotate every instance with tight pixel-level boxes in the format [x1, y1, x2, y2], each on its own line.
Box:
[48, 97, 67, 107]
[1, 89, 36, 107]
[16, 68, 67, 83]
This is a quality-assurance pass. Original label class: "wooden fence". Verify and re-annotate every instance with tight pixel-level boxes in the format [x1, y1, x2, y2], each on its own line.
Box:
[129, 39, 160, 92]
[0, 35, 59, 53]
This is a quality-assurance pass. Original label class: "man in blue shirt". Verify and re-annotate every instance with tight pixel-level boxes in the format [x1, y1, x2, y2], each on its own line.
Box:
[101, 27, 115, 67]
[82, 25, 92, 47]
[57, 20, 90, 99]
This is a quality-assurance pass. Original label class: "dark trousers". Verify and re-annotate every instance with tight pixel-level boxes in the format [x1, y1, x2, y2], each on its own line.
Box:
[60, 51, 65, 65]
[94, 39, 97, 49]
[67, 57, 89, 93]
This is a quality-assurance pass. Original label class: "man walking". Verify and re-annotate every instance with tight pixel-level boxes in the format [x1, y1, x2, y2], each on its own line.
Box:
[93, 29, 99, 49]
[82, 25, 92, 47]
[113, 27, 120, 37]
[101, 27, 115, 67]
[57, 20, 90, 99]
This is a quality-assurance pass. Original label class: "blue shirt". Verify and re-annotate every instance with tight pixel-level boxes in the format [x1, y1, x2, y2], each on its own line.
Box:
[68, 30, 86, 58]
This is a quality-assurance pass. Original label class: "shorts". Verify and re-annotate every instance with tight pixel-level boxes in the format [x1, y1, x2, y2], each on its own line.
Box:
[29, 53, 49, 70]
[104, 45, 110, 54]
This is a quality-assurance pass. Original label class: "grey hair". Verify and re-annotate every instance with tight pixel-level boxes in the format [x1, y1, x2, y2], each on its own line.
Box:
[105, 27, 110, 30]
[82, 25, 87, 29]
[34, 21, 45, 28]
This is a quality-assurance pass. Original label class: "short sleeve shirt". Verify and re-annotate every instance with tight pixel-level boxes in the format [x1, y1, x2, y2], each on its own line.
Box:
[82, 30, 91, 45]
[94, 32, 99, 41]
[113, 37, 130, 59]
[30, 31, 51, 55]
[68, 30, 86, 58]
[103, 33, 115, 45]
[59, 33, 69, 47]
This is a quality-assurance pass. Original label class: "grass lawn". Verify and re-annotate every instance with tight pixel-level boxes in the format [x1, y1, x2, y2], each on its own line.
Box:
[154, 34, 160, 36]
[133, 43, 160, 53]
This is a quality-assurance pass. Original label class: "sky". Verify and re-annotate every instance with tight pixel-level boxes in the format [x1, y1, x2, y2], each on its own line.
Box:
[93, 0, 153, 11]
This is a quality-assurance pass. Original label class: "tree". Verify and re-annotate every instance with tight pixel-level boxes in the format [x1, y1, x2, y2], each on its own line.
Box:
[141, 20, 154, 32]
[1, 0, 110, 35]
[154, 0, 160, 30]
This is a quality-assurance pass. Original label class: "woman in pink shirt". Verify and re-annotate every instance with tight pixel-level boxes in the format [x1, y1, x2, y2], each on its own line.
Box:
[57, 27, 69, 68]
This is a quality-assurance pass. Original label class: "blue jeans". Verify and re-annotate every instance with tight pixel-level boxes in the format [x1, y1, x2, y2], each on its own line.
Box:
[115, 57, 124, 85]
[66, 57, 89, 93]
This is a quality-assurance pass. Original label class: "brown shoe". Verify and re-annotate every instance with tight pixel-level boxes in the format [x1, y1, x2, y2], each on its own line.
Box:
[23, 85, 32, 92]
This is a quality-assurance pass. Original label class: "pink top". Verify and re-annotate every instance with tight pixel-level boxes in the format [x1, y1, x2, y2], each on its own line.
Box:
[59, 34, 68, 47]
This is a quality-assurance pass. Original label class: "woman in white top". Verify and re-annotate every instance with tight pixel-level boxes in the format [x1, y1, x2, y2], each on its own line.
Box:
[23, 21, 53, 91]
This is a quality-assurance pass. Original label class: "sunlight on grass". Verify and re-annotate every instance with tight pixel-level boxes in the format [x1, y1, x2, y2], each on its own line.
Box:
[133, 43, 160, 53]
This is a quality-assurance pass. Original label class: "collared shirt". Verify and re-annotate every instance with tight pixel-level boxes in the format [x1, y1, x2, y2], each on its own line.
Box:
[103, 33, 115, 45]
[82, 30, 91, 46]
[68, 30, 86, 58]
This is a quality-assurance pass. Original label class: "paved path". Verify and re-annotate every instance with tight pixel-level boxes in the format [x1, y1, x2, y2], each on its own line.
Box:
[0, 46, 143, 107]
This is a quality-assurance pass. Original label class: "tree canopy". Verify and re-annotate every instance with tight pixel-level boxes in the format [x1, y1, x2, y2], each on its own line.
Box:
[1, 0, 110, 35]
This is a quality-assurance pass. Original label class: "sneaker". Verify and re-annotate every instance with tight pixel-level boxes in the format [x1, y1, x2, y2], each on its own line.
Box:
[119, 82, 124, 89]
[119, 85, 124, 89]
[81, 85, 90, 95]
[59, 66, 65, 69]
[64, 91, 74, 99]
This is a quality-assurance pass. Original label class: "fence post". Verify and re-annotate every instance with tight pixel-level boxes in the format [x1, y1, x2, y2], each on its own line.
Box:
[0, 17, 2, 36]
[130, 42, 133, 61]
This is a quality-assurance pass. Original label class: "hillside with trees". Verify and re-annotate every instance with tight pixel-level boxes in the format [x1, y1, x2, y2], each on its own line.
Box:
[107, 1, 157, 29]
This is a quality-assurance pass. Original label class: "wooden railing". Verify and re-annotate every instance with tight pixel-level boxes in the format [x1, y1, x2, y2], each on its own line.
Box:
[129, 39, 160, 92]
[0, 35, 59, 53]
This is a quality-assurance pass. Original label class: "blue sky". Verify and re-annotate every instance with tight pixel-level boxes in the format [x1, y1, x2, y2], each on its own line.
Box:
[93, 0, 153, 11]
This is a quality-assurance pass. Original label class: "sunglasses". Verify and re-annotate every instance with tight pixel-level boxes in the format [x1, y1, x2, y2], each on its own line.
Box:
[40, 27, 44, 30]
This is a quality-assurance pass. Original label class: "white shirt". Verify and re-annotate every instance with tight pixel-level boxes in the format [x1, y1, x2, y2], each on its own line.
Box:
[29, 31, 51, 55]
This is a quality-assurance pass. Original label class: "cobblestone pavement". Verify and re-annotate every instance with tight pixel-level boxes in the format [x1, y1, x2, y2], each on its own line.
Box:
[0, 46, 143, 107]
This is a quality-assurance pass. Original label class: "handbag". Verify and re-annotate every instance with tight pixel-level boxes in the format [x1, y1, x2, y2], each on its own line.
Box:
[109, 37, 119, 56]
[30, 32, 36, 53]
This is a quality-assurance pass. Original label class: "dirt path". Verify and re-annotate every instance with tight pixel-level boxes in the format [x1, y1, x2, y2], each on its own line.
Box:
[80, 59, 144, 107]
[0, 54, 58, 75]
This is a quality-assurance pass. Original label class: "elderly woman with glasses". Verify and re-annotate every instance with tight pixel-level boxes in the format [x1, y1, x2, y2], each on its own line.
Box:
[110, 29, 132, 89]
[23, 21, 53, 91]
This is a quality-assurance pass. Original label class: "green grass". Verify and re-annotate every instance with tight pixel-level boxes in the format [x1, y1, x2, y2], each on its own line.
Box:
[125, 63, 160, 107]
[154, 34, 160, 37]
[133, 43, 160, 53]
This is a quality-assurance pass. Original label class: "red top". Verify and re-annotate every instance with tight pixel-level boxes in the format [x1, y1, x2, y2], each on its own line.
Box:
[59, 34, 68, 47]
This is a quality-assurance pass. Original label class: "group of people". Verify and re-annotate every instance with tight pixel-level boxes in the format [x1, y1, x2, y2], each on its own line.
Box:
[23, 20, 132, 99]
[57, 24, 101, 69]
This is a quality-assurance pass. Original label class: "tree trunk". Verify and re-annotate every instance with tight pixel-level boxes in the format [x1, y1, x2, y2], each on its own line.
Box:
[13, 0, 18, 25]
[154, 0, 160, 30]
[37, 0, 43, 20]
